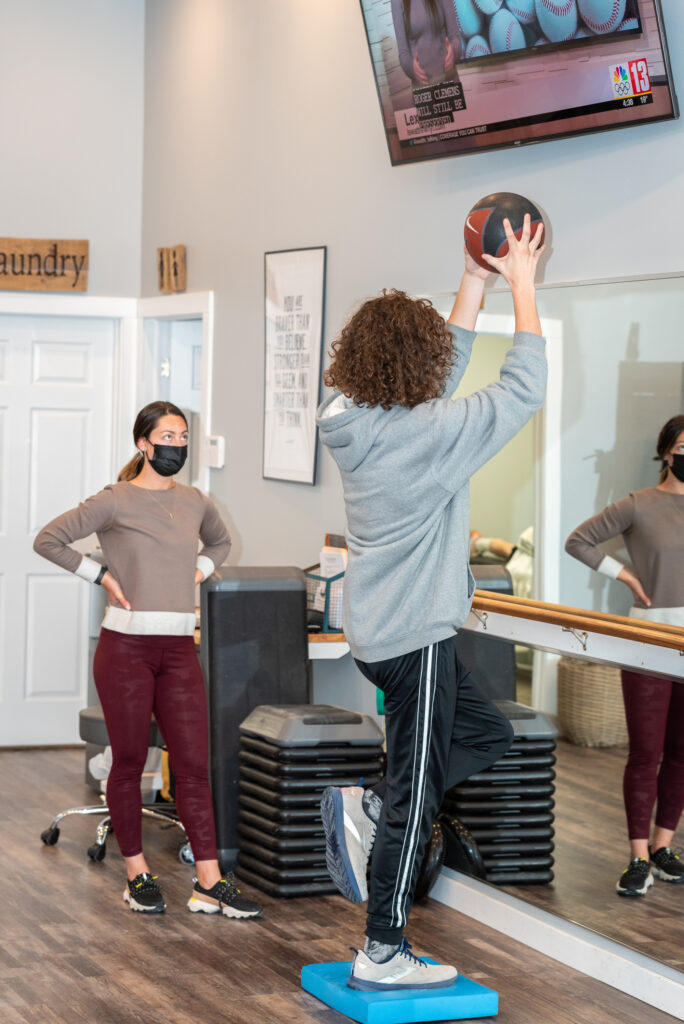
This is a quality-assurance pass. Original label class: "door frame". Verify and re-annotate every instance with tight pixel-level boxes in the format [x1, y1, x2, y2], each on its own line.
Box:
[0, 291, 215, 492]
[138, 291, 215, 492]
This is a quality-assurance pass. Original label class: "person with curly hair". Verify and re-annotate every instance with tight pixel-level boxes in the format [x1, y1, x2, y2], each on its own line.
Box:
[317, 216, 547, 991]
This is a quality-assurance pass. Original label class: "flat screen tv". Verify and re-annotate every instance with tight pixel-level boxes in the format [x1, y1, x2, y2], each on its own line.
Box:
[358, 0, 678, 164]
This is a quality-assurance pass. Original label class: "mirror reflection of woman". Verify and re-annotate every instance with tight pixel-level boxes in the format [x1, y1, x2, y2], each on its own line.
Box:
[34, 401, 263, 920]
[565, 415, 684, 897]
[392, 0, 462, 87]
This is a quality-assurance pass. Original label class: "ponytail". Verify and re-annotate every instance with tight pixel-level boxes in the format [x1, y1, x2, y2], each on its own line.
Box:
[118, 450, 144, 482]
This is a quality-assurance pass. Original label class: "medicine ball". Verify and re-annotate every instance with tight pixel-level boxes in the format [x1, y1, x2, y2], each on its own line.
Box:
[437, 812, 487, 880]
[414, 821, 446, 902]
[464, 192, 545, 272]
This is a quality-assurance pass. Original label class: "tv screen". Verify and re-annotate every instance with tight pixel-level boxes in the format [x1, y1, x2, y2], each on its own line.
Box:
[358, 0, 678, 164]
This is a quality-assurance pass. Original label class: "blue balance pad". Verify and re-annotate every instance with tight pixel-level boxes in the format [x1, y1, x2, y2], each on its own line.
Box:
[301, 959, 498, 1024]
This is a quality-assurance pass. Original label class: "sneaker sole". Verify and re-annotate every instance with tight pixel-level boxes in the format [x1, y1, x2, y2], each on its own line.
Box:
[615, 874, 653, 897]
[651, 866, 684, 883]
[186, 897, 263, 919]
[320, 787, 365, 903]
[123, 890, 166, 914]
[348, 973, 458, 991]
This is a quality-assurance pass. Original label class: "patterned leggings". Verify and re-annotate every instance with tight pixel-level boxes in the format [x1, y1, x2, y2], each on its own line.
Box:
[621, 670, 684, 839]
[93, 628, 217, 861]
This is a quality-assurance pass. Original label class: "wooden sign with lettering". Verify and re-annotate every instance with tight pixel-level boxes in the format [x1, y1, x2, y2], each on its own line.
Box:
[157, 244, 187, 293]
[0, 238, 89, 292]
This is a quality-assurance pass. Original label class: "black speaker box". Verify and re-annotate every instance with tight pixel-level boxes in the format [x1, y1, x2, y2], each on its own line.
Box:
[200, 567, 310, 869]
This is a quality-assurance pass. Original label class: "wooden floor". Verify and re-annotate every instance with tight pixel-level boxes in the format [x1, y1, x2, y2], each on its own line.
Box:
[502, 739, 684, 972]
[0, 748, 680, 1024]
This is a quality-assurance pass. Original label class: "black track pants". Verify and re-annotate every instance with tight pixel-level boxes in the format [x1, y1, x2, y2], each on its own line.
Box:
[355, 636, 514, 944]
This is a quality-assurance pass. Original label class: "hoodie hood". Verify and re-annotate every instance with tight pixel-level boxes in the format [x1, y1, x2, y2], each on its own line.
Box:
[317, 392, 390, 473]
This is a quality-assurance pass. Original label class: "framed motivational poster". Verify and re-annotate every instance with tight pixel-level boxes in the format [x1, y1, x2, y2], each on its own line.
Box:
[263, 246, 327, 484]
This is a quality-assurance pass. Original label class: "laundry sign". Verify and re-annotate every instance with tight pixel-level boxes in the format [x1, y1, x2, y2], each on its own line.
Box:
[0, 238, 89, 292]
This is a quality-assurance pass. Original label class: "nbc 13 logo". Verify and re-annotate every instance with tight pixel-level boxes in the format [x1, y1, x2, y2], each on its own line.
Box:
[611, 59, 651, 100]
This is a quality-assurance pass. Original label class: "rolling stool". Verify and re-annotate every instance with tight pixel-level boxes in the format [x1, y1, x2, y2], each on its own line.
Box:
[40, 706, 195, 866]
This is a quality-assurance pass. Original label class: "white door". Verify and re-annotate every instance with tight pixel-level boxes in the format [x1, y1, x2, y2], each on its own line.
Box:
[0, 315, 115, 745]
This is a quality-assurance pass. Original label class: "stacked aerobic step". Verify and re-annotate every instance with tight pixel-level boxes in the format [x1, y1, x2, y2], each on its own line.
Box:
[236, 704, 385, 897]
[441, 700, 557, 885]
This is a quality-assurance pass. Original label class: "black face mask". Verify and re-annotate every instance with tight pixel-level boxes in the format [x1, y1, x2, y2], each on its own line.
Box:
[669, 453, 684, 483]
[146, 442, 188, 477]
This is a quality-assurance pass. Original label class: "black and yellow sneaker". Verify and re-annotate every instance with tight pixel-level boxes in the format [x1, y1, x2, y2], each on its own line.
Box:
[650, 847, 684, 884]
[123, 873, 166, 913]
[187, 876, 263, 919]
[616, 858, 653, 897]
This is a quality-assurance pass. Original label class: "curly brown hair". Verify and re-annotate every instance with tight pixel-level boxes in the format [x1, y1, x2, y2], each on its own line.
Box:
[323, 290, 455, 409]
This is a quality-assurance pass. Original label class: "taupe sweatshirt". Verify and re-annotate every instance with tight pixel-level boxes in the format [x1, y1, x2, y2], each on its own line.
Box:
[33, 481, 231, 635]
[565, 487, 684, 625]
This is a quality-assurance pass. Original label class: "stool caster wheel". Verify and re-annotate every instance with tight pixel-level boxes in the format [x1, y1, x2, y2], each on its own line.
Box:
[179, 842, 195, 866]
[41, 826, 60, 846]
[87, 843, 106, 862]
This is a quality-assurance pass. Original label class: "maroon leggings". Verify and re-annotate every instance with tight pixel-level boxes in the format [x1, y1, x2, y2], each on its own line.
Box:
[93, 628, 217, 861]
[621, 670, 684, 839]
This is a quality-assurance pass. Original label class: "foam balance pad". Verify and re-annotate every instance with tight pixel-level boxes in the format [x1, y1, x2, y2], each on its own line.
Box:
[301, 960, 498, 1023]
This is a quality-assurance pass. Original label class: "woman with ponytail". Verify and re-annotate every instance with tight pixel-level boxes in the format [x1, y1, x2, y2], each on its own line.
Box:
[34, 401, 262, 920]
[565, 415, 684, 898]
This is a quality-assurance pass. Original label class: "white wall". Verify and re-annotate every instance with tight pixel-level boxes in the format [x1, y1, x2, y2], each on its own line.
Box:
[141, 0, 684, 568]
[0, 0, 145, 297]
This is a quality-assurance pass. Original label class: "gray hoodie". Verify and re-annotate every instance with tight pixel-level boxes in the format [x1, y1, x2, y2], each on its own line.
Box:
[316, 324, 547, 664]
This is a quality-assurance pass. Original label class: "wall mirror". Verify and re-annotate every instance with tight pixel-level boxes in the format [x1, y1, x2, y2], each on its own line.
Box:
[430, 272, 684, 976]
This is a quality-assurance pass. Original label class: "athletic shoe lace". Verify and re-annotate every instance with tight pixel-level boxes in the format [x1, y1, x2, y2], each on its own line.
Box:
[622, 858, 649, 881]
[135, 874, 161, 895]
[398, 940, 428, 968]
[655, 847, 682, 867]
[214, 878, 241, 903]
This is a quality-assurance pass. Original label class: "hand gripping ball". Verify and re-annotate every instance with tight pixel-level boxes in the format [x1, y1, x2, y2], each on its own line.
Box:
[464, 192, 545, 272]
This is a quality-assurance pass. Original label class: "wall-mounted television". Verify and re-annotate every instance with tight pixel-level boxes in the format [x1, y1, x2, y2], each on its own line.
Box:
[359, 0, 678, 165]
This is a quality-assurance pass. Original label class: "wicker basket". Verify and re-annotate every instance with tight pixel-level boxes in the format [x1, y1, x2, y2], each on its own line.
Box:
[557, 657, 628, 748]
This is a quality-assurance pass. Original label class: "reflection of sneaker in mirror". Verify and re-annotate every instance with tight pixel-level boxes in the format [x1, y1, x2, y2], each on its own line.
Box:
[123, 873, 166, 913]
[650, 847, 684, 883]
[187, 877, 263, 918]
[616, 858, 653, 897]
[348, 939, 458, 991]
[320, 785, 380, 902]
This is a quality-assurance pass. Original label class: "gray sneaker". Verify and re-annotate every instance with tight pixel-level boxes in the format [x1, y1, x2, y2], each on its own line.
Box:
[320, 786, 378, 902]
[348, 939, 458, 991]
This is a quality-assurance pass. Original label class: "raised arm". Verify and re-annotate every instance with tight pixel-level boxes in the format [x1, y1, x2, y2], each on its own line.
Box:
[433, 218, 547, 490]
[448, 249, 488, 332]
[441, 250, 489, 396]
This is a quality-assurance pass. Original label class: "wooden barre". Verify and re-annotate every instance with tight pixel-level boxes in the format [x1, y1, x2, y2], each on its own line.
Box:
[472, 590, 684, 635]
[471, 591, 684, 653]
